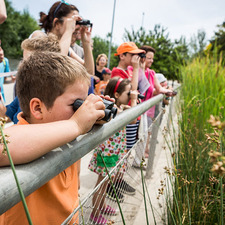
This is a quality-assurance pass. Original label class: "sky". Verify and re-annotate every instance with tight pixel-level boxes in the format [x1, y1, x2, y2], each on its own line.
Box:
[9, 0, 225, 45]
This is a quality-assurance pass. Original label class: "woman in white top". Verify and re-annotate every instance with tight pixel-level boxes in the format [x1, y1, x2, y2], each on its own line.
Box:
[30, 1, 94, 75]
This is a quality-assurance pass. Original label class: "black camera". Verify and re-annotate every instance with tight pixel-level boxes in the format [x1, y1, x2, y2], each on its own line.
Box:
[73, 99, 117, 122]
[138, 93, 145, 99]
[138, 53, 146, 58]
[76, 19, 93, 28]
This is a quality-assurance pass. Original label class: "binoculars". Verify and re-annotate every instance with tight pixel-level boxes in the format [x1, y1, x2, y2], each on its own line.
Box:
[73, 99, 117, 122]
[138, 53, 146, 58]
[76, 19, 93, 28]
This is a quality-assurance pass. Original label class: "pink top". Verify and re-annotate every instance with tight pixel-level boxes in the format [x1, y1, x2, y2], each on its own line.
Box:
[143, 68, 156, 118]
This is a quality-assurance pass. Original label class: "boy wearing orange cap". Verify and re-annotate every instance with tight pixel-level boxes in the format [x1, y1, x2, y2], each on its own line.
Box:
[109, 42, 145, 194]
[111, 42, 145, 91]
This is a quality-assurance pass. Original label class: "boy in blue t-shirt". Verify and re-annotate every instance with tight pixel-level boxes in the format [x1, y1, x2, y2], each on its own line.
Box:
[0, 42, 10, 102]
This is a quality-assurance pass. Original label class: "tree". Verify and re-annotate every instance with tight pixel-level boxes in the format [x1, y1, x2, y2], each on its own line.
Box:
[210, 20, 225, 60]
[189, 29, 207, 57]
[171, 36, 190, 80]
[0, 0, 39, 58]
[92, 35, 118, 70]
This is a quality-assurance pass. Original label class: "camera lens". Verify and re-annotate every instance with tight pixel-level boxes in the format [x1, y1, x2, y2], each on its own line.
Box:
[73, 99, 83, 111]
[138, 53, 146, 58]
[111, 107, 117, 118]
[103, 109, 112, 122]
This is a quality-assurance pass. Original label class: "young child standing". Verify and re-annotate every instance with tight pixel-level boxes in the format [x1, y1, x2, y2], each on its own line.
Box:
[0, 51, 105, 225]
[88, 76, 138, 224]
[94, 68, 111, 95]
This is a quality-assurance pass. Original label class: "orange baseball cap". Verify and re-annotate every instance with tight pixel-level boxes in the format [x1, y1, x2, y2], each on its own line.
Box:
[114, 42, 145, 56]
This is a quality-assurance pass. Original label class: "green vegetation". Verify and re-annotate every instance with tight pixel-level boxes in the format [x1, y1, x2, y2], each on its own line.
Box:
[210, 21, 225, 62]
[1, 2, 225, 222]
[0, 0, 40, 58]
[165, 51, 225, 224]
[92, 35, 118, 70]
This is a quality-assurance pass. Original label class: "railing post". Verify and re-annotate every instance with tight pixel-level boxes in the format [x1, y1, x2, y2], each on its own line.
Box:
[145, 112, 163, 179]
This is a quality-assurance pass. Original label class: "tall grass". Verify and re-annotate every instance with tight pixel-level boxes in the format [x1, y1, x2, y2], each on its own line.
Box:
[167, 53, 225, 224]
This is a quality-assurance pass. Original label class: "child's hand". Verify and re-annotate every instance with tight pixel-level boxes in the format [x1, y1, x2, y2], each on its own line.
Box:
[129, 90, 139, 100]
[139, 58, 146, 70]
[129, 90, 139, 108]
[71, 94, 105, 135]
[121, 104, 131, 110]
[100, 95, 115, 103]
[131, 55, 140, 69]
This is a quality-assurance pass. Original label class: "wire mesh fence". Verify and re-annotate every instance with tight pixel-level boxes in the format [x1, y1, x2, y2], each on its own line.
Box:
[63, 141, 148, 224]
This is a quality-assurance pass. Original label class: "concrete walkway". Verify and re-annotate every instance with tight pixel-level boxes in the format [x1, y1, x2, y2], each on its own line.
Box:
[133, 105, 176, 225]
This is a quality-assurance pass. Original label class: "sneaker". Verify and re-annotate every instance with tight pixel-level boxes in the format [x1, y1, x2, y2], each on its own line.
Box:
[106, 185, 124, 203]
[90, 213, 107, 225]
[115, 179, 136, 195]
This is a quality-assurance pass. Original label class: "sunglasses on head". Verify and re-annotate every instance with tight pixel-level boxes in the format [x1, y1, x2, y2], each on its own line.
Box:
[53, 0, 70, 18]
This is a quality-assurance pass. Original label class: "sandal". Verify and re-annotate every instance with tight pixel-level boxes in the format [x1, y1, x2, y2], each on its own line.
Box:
[90, 213, 107, 224]
[100, 205, 118, 215]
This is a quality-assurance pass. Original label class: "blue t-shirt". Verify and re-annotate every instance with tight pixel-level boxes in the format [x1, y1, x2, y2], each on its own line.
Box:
[88, 77, 95, 95]
[0, 57, 10, 102]
[6, 96, 21, 124]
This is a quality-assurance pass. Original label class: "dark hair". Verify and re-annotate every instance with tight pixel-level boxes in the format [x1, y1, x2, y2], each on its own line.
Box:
[140, 45, 156, 54]
[39, 1, 79, 33]
[105, 77, 130, 103]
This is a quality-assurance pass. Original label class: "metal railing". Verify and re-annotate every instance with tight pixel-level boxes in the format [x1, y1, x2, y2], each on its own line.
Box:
[0, 84, 179, 215]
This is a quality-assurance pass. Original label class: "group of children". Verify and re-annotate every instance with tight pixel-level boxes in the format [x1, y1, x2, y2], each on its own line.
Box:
[0, 42, 173, 225]
[0, 1, 175, 225]
[0, 42, 141, 225]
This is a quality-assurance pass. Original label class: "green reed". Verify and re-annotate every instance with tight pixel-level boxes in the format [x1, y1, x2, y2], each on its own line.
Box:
[0, 119, 33, 225]
[166, 52, 225, 224]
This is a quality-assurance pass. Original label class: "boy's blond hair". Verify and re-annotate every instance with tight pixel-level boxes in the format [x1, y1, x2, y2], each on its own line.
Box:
[17, 51, 90, 118]
[21, 34, 61, 53]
